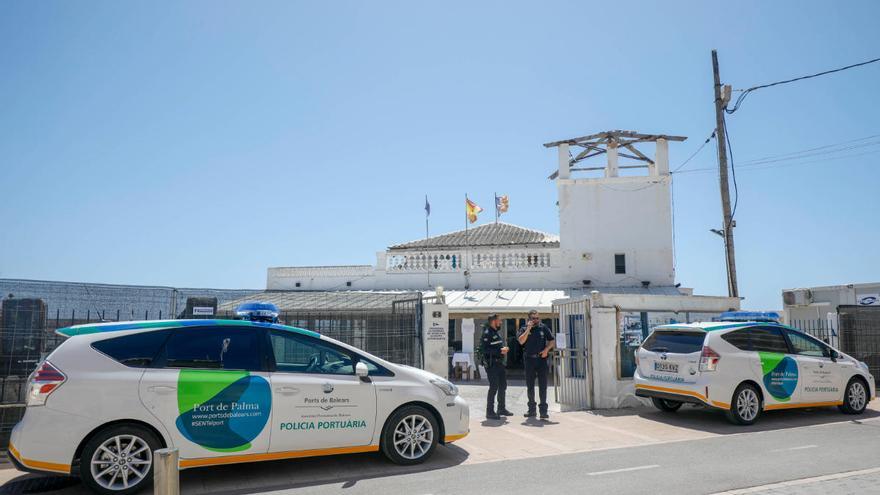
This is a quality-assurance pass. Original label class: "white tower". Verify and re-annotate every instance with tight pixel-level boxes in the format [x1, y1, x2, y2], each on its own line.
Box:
[543, 130, 687, 288]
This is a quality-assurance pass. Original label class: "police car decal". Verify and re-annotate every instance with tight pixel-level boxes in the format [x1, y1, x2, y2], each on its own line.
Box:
[759, 352, 798, 402]
[176, 370, 272, 452]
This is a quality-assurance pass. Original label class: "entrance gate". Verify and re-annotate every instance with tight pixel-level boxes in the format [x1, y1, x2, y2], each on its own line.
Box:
[552, 298, 591, 410]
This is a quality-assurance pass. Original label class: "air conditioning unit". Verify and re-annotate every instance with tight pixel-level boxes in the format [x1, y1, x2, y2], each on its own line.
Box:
[783, 289, 812, 306]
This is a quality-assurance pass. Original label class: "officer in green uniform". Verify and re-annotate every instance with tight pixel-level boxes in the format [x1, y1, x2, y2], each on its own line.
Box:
[480, 314, 512, 420]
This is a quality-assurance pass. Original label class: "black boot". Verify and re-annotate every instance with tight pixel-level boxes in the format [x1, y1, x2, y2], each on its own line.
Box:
[486, 410, 501, 420]
[523, 410, 536, 418]
[498, 408, 514, 416]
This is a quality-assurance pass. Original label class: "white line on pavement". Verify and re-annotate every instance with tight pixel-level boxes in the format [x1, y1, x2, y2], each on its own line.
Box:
[709, 466, 880, 494]
[769, 444, 818, 452]
[587, 464, 660, 476]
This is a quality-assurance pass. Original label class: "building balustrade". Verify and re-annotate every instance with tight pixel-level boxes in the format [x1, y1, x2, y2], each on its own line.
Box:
[385, 250, 552, 273]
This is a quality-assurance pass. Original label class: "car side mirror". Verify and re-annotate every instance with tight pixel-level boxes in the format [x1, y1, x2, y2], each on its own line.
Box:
[355, 362, 369, 378]
[830, 350, 839, 362]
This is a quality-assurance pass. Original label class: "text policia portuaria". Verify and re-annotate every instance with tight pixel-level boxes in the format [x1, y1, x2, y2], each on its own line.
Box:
[280, 420, 368, 431]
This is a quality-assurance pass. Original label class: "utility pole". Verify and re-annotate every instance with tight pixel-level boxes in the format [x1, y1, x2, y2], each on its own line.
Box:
[712, 49, 739, 298]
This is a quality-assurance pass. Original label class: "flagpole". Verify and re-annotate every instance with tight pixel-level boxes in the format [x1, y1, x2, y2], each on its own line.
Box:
[494, 192, 500, 288]
[425, 195, 430, 289]
[464, 193, 470, 284]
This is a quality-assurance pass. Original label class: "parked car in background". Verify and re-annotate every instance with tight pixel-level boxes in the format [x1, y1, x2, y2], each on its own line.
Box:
[634, 321, 875, 425]
[9, 320, 469, 494]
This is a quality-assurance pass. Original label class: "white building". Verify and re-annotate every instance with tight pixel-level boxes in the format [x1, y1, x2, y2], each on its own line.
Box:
[269, 130, 685, 295]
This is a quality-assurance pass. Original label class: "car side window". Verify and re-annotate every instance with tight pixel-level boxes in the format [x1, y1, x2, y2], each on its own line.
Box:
[270, 330, 354, 375]
[721, 329, 751, 351]
[92, 329, 171, 367]
[163, 326, 263, 371]
[784, 330, 829, 358]
[748, 326, 790, 353]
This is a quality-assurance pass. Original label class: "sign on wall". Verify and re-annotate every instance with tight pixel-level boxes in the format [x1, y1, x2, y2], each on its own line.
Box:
[192, 306, 215, 316]
[857, 294, 880, 306]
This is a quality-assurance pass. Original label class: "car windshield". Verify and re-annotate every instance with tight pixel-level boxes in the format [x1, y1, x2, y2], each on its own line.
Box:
[642, 331, 705, 354]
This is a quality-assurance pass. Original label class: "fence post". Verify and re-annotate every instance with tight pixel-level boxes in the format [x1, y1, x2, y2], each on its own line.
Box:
[153, 448, 179, 495]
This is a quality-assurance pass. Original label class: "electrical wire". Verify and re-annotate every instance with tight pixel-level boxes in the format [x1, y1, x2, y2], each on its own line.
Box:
[674, 148, 878, 175]
[723, 114, 738, 222]
[725, 56, 880, 114]
[671, 130, 715, 173]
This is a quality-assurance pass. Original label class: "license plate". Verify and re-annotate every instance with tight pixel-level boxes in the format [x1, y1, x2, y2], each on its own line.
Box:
[654, 361, 678, 373]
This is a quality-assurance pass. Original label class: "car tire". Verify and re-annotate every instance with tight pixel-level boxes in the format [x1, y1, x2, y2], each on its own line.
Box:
[79, 424, 161, 495]
[381, 405, 439, 465]
[726, 383, 762, 426]
[839, 377, 869, 415]
[651, 398, 683, 412]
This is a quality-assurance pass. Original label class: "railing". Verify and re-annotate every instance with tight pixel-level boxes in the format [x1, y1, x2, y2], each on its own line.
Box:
[386, 250, 553, 273]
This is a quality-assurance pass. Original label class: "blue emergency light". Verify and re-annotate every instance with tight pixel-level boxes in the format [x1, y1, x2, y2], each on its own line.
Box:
[235, 301, 280, 323]
[718, 311, 781, 322]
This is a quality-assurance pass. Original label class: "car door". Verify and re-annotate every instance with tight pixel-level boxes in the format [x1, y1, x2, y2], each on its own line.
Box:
[139, 325, 273, 461]
[783, 329, 845, 404]
[748, 326, 801, 407]
[267, 330, 377, 453]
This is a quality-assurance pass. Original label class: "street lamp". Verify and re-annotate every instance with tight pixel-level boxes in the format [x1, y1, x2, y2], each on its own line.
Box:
[710, 228, 724, 238]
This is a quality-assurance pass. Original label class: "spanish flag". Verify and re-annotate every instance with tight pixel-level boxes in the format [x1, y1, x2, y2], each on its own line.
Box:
[466, 198, 483, 224]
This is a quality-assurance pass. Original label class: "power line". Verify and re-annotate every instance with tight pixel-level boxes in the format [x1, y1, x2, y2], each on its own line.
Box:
[736, 133, 880, 164]
[671, 130, 715, 173]
[722, 114, 738, 222]
[725, 56, 880, 114]
[674, 148, 879, 175]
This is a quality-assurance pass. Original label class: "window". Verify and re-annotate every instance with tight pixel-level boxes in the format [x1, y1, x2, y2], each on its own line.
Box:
[92, 330, 171, 367]
[642, 331, 706, 354]
[784, 330, 829, 358]
[270, 330, 354, 375]
[615, 254, 626, 274]
[721, 329, 752, 350]
[748, 326, 790, 354]
[163, 327, 262, 371]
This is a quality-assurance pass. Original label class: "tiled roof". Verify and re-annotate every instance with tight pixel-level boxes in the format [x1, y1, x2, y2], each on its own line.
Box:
[389, 222, 559, 250]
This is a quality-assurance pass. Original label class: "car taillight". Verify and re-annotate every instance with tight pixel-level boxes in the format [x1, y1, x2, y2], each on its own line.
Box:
[27, 361, 66, 406]
[699, 346, 720, 372]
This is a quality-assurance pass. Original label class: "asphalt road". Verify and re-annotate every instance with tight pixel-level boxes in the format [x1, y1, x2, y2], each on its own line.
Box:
[216, 415, 880, 495]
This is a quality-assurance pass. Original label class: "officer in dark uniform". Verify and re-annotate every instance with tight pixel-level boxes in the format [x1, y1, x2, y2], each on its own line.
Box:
[517, 309, 555, 419]
[480, 314, 512, 420]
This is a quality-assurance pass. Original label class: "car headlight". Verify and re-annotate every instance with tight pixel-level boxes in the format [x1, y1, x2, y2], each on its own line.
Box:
[430, 378, 459, 397]
[859, 361, 871, 373]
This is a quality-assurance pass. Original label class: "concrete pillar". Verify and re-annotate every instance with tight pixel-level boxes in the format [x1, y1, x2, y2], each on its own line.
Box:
[422, 302, 449, 378]
[557, 143, 571, 179]
[606, 142, 619, 177]
[654, 138, 669, 176]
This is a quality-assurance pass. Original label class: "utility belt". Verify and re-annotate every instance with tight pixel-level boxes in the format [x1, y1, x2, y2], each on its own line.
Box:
[483, 355, 503, 367]
[525, 353, 547, 359]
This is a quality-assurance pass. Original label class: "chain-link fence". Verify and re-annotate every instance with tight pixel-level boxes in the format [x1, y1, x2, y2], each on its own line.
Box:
[0, 279, 424, 444]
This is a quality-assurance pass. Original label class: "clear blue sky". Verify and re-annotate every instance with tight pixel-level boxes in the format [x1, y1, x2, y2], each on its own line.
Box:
[2, 1, 878, 310]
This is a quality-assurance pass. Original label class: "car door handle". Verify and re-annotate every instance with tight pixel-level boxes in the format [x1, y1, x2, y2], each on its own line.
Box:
[323, 383, 334, 394]
[147, 386, 177, 395]
[275, 387, 300, 396]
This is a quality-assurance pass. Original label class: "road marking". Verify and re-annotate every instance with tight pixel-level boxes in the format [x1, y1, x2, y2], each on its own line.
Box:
[770, 444, 818, 452]
[709, 466, 880, 494]
[587, 464, 660, 476]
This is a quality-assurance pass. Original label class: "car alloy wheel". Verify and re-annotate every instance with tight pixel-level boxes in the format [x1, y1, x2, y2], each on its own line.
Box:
[90, 434, 152, 491]
[736, 387, 760, 422]
[848, 380, 867, 412]
[393, 414, 434, 460]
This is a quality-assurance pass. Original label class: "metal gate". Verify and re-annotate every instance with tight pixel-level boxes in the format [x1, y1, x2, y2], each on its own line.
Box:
[838, 305, 880, 385]
[552, 298, 592, 410]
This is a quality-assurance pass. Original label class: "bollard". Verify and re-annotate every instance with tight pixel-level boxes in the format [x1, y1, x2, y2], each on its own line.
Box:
[153, 448, 179, 495]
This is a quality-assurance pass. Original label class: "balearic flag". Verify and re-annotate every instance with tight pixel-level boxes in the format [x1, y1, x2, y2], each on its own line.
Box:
[425, 196, 431, 217]
[495, 194, 509, 215]
[466, 198, 483, 224]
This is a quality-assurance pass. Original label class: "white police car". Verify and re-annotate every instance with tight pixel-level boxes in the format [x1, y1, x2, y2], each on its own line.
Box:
[8, 319, 469, 494]
[634, 321, 875, 425]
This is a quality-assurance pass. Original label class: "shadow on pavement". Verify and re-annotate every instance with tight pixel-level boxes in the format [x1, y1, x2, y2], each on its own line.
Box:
[0, 444, 469, 495]
[631, 403, 880, 435]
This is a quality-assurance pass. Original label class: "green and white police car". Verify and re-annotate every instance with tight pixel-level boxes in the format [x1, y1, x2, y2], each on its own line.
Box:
[9, 319, 469, 494]
[634, 321, 875, 425]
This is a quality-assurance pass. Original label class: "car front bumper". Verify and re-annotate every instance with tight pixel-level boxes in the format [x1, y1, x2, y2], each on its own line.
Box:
[441, 395, 469, 443]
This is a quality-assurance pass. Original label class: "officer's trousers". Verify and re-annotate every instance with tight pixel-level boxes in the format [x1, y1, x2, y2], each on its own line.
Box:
[524, 356, 549, 414]
[486, 362, 507, 413]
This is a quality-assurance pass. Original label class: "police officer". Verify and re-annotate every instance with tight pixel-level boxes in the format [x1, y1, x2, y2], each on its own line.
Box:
[517, 309, 555, 419]
[480, 313, 512, 420]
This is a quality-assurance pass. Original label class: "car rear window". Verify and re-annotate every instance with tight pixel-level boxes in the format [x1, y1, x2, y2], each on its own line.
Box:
[92, 330, 171, 368]
[642, 331, 705, 354]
